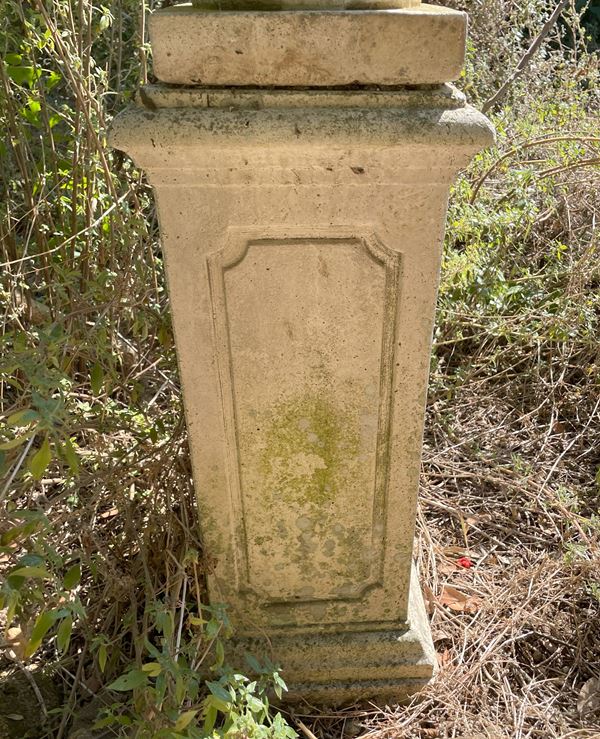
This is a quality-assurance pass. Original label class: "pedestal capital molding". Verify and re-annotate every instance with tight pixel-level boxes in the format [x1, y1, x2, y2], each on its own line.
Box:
[108, 89, 494, 182]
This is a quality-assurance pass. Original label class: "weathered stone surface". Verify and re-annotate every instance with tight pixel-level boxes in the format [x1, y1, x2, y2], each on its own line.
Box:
[191, 0, 421, 9]
[109, 2, 494, 703]
[226, 564, 436, 703]
[149, 4, 467, 87]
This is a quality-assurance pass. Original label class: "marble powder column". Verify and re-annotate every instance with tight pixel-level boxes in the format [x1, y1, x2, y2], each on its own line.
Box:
[109, 0, 494, 703]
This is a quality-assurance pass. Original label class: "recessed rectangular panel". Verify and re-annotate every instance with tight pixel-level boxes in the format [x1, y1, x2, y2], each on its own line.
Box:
[209, 234, 400, 609]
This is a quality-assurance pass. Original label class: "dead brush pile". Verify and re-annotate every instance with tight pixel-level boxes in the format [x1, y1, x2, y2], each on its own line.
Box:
[0, 0, 599, 737]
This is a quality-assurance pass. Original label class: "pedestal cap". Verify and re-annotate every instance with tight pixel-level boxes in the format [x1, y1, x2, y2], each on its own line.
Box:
[150, 3, 468, 87]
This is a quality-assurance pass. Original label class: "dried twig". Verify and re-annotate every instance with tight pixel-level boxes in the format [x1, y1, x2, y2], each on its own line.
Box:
[482, 0, 570, 113]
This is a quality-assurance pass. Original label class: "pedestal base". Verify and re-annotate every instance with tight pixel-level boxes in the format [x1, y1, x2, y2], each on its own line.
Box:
[228, 565, 436, 705]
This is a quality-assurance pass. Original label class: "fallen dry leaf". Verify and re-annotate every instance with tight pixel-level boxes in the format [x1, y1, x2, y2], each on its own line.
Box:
[422, 582, 435, 615]
[577, 677, 600, 718]
[437, 648, 452, 668]
[99, 507, 119, 519]
[439, 584, 482, 614]
[443, 546, 469, 556]
[4, 626, 27, 661]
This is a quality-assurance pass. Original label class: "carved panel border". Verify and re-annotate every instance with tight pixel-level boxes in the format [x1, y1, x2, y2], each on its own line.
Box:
[206, 226, 402, 607]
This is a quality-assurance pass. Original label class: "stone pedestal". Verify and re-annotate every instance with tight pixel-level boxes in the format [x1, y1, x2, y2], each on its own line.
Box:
[109, 1, 493, 704]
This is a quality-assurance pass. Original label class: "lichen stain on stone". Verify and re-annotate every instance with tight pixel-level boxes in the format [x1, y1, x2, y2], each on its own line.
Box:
[259, 391, 360, 506]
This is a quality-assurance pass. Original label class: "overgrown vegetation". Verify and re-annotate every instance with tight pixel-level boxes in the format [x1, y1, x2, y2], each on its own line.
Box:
[0, 0, 599, 737]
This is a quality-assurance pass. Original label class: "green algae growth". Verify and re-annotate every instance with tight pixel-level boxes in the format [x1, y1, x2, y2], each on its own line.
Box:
[259, 391, 360, 506]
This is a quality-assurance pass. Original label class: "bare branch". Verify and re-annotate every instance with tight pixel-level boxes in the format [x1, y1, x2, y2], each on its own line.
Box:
[482, 0, 570, 113]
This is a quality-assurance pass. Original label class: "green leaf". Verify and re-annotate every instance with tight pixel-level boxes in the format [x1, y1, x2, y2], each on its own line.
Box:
[206, 617, 220, 639]
[98, 643, 107, 673]
[9, 509, 48, 523]
[203, 705, 218, 734]
[6, 65, 39, 87]
[92, 715, 118, 730]
[244, 653, 262, 673]
[21, 100, 41, 126]
[63, 563, 81, 590]
[272, 671, 287, 700]
[273, 673, 287, 692]
[5, 574, 26, 594]
[0, 431, 34, 450]
[107, 669, 148, 692]
[90, 363, 103, 395]
[70, 598, 86, 621]
[143, 638, 161, 659]
[175, 674, 185, 704]
[57, 616, 73, 653]
[154, 673, 166, 706]
[214, 639, 224, 669]
[174, 710, 197, 731]
[9, 566, 51, 579]
[272, 713, 295, 735]
[206, 680, 231, 704]
[246, 695, 264, 714]
[1, 525, 26, 547]
[206, 696, 230, 713]
[28, 437, 52, 480]
[25, 610, 58, 658]
[7, 409, 39, 427]
[16, 553, 44, 567]
[5, 590, 19, 624]
[156, 609, 174, 639]
[46, 71, 61, 90]
[157, 324, 172, 348]
[141, 662, 162, 677]
[61, 437, 79, 474]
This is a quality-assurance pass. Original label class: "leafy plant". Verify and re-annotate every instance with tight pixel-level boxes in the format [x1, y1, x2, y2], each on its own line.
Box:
[95, 600, 296, 738]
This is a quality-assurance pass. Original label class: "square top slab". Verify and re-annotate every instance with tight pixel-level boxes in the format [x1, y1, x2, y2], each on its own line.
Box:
[149, 4, 467, 87]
